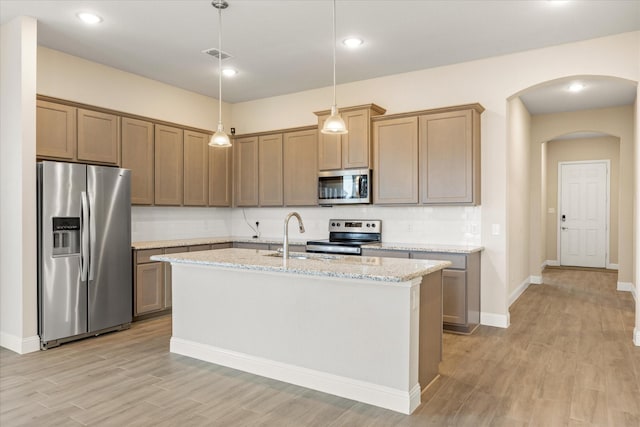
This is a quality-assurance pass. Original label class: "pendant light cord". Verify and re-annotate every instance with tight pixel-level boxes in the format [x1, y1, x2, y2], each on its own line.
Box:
[332, 0, 337, 110]
[218, 5, 223, 128]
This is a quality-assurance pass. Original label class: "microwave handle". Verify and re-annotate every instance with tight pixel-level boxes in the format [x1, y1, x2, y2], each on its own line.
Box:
[359, 175, 368, 197]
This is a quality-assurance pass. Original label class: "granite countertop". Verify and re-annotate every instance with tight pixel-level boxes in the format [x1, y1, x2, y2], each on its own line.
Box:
[151, 248, 451, 283]
[133, 236, 483, 254]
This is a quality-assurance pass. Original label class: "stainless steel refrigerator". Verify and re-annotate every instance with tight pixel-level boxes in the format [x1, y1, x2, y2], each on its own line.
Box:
[37, 161, 132, 349]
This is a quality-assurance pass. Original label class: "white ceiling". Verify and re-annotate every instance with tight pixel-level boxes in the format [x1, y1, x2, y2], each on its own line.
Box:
[1, 0, 638, 113]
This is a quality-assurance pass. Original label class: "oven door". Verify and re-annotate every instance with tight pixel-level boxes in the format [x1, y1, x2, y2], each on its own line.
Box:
[306, 240, 362, 255]
[318, 169, 370, 205]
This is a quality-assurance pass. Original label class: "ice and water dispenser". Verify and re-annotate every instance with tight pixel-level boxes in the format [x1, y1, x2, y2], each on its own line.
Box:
[51, 217, 80, 256]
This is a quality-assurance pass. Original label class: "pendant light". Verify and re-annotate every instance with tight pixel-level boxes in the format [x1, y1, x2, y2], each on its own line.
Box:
[321, 0, 348, 135]
[209, 0, 232, 147]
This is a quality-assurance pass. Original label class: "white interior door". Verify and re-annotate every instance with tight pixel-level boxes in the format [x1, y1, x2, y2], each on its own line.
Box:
[559, 161, 608, 268]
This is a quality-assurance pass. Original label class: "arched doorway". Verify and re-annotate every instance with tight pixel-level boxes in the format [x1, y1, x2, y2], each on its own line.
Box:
[506, 75, 637, 344]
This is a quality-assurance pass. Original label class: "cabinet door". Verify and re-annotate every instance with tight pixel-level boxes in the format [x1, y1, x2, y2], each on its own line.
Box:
[372, 117, 418, 204]
[234, 136, 259, 207]
[36, 100, 77, 160]
[341, 109, 370, 169]
[183, 130, 209, 206]
[442, 269, 467, 325]
[135, 263, 164, 315]
[317, 114, 342, 171]
[259, 134, 283, 206]
[283, 129, 318, 206]
[121, 117, 154, 205]
[208, 144, 232, 207]
[154, 125, 184, 205]
[77, 108, 120, 165]
[419, 110, 479, 204]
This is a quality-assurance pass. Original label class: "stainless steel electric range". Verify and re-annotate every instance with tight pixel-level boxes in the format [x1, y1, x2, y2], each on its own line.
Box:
[306, 219, 381, 255]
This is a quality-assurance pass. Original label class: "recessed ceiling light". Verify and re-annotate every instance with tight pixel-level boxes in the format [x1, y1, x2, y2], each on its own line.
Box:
[342, 38, 364, 48]
[222, 68, 237, 77]
[568, 82, 585, 93]
[77, 12, 103, 24]
[547, 0, 569, 5]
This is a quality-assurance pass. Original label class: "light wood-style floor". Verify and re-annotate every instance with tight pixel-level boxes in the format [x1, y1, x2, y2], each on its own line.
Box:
[1, 268, 638, 426]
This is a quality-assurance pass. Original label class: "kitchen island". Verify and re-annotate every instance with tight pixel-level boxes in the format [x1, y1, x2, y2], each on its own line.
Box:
[152, 248, 450, 414]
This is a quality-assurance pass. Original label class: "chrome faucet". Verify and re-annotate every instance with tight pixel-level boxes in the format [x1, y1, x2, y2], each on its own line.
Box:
[283, 211, 305, 261]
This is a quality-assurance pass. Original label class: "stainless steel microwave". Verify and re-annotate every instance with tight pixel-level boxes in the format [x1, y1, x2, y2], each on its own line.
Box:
[318, 169, 371, 205]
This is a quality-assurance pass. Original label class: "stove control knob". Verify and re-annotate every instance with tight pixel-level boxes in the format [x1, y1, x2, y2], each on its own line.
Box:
[366, 223, 370, 227]
[371, 223, 376, 228]
[336, 222, 341, 227]
[331, 222, 336, 227]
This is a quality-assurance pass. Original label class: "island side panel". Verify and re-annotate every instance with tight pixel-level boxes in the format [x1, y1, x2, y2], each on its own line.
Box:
[419, 270, 443, 391]
[169, 263, 422, 413]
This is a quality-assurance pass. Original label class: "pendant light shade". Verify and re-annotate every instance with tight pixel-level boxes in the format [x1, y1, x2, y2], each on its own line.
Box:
[321, 0, 348, 135]
[323, 106, 348, 135]
[209, 0, 232, 148]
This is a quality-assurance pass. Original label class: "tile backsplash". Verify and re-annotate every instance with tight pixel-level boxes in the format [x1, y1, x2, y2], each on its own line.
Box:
[133, 205, 481, 246]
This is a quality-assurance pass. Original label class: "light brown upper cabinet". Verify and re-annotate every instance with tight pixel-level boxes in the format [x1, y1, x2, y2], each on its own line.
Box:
[36, 100, 77, 160]
[259, 134, 284, 206]
[121, 117, 154, 205]
[37, 101, 120, 166]
[154, 125, 184, 206]
[315, 104, 385, 171]
[183, 130, 209, 206]
[77, 108, 120, 165]
[234, 136, 259, 207]
[283, 128, 318, 206]
[208, 145, 232, 207]
[372, 116, 419, 204]
[419, 107, 482, 205]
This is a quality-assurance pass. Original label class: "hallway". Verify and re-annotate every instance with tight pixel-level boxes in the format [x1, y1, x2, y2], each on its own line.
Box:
[1, 268, 638, 426]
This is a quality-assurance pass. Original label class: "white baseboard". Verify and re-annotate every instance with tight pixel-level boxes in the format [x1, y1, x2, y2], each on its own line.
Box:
[634, 328, 640, 347]
[530, 275, 543, 284]
[170, 337, 421, 414]
[0, 332, 40, 354]
[607, 263, 619, 270]
[617, 282, 637, 301]
[480, 312, 510, 328]
[509, 278, 530, 307]
[545, 260, 560, 267]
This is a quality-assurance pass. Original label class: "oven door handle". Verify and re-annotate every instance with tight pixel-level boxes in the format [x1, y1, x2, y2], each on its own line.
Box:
[306, 244, 361, 255]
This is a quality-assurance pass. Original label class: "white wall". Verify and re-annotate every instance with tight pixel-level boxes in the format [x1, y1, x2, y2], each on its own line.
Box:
[507, 97, 532, 308]
[37, 47, 228, 132]
[0, 17, 39, 354]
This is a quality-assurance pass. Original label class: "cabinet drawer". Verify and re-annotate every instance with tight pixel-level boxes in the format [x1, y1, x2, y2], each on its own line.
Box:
[234, 242, 270, 250]
[410, 252, 466, 269]
[136, 248, 163, 264]
[211, 243, 233, 250]
[269, 243, 306, 252]
[189, 244, 212, 252]
[361, 248, 410, 259]
[164, 246, 188, 255]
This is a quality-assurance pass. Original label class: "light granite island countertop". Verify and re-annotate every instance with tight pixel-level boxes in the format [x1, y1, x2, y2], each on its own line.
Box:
[152, 248, 450, 414]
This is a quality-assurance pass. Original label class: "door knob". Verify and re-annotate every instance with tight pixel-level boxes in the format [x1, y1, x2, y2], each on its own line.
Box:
[561, 226, 568, 230]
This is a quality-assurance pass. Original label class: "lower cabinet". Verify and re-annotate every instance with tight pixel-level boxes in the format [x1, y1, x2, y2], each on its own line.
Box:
[361, 248, 481, 334]
[133, 243, 231, 318]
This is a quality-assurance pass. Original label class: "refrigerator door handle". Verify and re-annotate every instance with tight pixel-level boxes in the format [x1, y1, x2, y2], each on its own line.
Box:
[80, 191, 90, 282]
